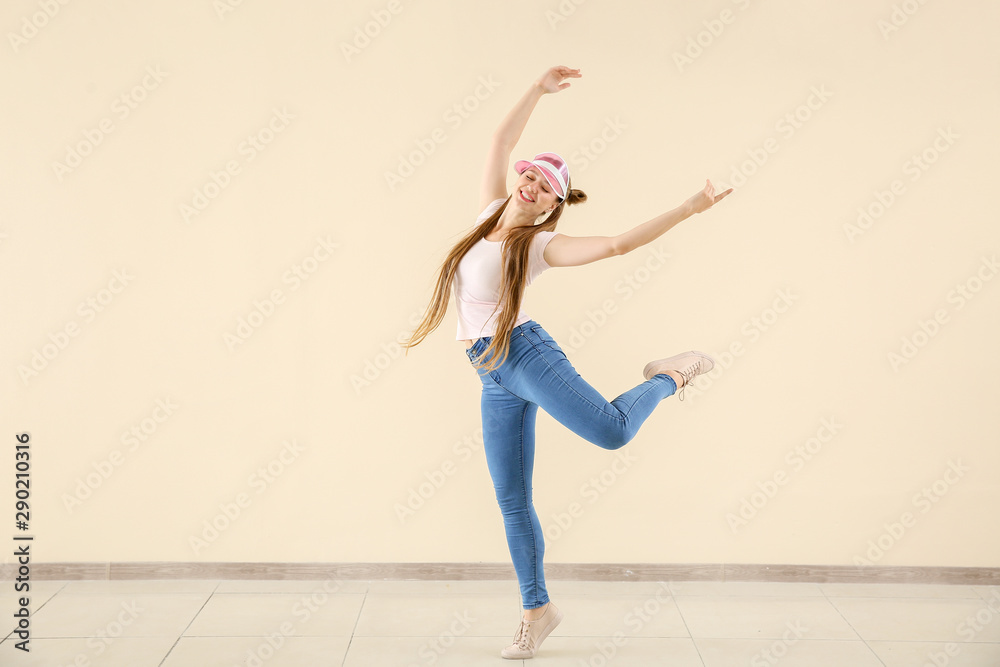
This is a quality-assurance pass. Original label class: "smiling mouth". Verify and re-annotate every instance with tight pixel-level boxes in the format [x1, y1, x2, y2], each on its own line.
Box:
[519, 190, 534, 203]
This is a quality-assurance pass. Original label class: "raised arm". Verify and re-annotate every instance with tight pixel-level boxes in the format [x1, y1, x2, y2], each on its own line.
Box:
[479, 66, 581, 212]
[543, 179, 733, 267]
[614, 179, 732, 254]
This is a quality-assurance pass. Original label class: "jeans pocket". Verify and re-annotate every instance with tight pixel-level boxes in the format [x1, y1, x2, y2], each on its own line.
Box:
[468, 342, 502, 384]
[467, 342, 488, 368]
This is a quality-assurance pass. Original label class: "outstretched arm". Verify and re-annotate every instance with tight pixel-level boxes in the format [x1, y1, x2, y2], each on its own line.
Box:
[479, 66, 581, 212]
[614, 179, 732, 255]
[543, 180, 733, 267]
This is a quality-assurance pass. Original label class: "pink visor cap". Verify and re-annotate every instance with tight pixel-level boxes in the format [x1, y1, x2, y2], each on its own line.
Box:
[514, 152, 570, 201]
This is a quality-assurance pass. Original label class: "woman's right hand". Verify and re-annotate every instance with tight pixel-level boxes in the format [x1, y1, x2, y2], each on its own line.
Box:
[685, 179, 733, 214]
[535, 66, 581, 94]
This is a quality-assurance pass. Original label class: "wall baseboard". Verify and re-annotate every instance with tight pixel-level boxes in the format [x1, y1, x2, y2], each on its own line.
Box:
[2, 562, 998, 585]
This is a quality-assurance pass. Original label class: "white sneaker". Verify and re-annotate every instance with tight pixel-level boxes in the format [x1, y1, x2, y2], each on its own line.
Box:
[500, 601, 563, 659]
[643, 351, 715, 401]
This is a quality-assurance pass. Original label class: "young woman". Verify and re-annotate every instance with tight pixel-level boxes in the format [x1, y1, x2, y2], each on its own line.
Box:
[404, 65, 732, 660]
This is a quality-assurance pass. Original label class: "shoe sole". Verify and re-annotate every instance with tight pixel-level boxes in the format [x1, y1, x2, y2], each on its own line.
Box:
[643, 350, 715, 381]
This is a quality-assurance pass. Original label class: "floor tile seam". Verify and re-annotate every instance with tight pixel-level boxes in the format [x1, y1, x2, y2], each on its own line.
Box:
[9, 584, 74, 640]
[341, 589, 367, 667]
[819, 586, 888, 667]
[669, 602, 707, 667]
[157, 582, 219, 666]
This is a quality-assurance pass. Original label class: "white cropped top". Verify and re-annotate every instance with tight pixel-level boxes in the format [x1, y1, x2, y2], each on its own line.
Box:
[454, 197, 558, 340]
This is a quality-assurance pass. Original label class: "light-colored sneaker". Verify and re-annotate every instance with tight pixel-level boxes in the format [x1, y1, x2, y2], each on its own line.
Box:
[500, 601, 563, 659]
[643, 351, 715, 401]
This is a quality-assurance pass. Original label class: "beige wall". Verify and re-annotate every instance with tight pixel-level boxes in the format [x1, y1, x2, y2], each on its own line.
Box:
[2, 0, 997, 569]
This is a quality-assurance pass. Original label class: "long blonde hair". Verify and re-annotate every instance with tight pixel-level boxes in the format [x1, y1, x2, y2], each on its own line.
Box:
[404, 185, 588, 371]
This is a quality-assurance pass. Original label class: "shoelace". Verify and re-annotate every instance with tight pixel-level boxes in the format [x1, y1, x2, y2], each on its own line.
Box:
[676, 360, 702, 401]
[511, 617, 535, 650]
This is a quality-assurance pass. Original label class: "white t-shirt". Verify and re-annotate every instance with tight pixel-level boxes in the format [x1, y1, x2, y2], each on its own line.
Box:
[454, 197, 558, 340]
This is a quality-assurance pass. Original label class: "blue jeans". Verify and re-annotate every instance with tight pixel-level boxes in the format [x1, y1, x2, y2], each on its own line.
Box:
[465, 319, 677, 609]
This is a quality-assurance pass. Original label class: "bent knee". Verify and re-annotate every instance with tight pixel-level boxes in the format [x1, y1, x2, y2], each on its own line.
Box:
[595, 428, 631, 451]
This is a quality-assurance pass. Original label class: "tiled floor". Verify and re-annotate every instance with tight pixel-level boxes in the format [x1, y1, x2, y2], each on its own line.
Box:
[2, 579, 999, 665]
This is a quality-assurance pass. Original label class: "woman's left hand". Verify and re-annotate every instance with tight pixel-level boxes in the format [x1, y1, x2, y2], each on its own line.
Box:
[685, 179, 733, 214]
[535, 66, 582, 94]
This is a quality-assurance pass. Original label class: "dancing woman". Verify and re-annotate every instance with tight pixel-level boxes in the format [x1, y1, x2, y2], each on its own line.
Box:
[404, 65, 731, 659]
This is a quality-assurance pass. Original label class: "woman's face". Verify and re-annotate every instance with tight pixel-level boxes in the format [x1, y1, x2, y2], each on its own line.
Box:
[513, 167, 560, 215]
